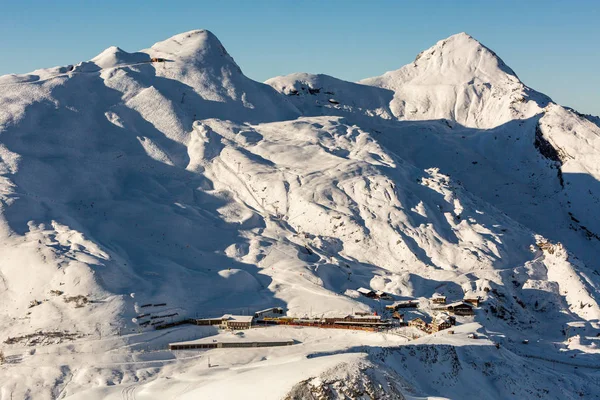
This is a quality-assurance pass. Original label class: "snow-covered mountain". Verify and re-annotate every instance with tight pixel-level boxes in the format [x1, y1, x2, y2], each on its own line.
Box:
[1, 30, 599, 399]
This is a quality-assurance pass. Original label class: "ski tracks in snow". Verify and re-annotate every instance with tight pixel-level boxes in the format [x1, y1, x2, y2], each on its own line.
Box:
[121, 383, 138, 400]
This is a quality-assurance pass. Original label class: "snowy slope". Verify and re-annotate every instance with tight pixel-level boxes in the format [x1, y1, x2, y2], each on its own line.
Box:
[265, 72, 395, 120]
[1, 29, 600, 399]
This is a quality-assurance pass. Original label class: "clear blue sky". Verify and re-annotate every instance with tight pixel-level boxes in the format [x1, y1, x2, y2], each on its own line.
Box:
[1, 0, 598, 115]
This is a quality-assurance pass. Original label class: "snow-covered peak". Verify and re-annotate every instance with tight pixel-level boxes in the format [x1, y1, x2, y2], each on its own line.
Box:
[368, 32, 519, 87]
[148, 29, 240, 70]
[266, 33, 536, 128]
[91, 45, 150, 69]
[410, 32, 519, 83]
[88, 29, 298, 124]
[360, 33, 537, 128]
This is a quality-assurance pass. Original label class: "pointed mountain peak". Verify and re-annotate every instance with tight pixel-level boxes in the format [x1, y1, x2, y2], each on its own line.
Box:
[412, 32, 519, 82]
[441, 32, 476, 43]
[148, 29, 240, 71]
[360, 32, 530, 128]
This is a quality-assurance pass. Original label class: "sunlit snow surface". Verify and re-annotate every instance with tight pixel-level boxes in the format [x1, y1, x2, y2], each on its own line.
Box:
[1, 30, 600, 399]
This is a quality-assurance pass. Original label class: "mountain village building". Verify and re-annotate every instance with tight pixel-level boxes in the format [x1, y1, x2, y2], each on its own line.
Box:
[254, 307, 285, 321]
[386, 300, 419, 310]
[463, 296, 481, 307]
[431, 294, 447, 304]
[375, 290, 393, 300]
[408, 317, 428, 331]
[193, 314, 254, 329]
[357, 287, 376, 298]
[220, 315, 253, 330]
[445, 302, 475, 316]
[430, 314, 453, 332]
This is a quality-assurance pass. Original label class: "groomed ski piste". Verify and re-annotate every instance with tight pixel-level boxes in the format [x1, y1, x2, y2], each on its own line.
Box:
[1, 29, 600, 399]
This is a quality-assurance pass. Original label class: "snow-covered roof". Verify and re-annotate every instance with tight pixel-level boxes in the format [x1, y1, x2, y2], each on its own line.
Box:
[348, 314, 381, 320]
[254, 307, 284, 315]
[446, 301, 471, 308]
[432, 293, 446, 298]
[357, 287, 375, 294]
[196, 316, 227, 322]
[394, 300, 418, 305]
[221, 314, 253, 323]
[169, 336, 293, 346]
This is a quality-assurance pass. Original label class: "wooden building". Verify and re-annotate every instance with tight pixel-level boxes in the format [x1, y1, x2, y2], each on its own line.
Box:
[386, 300, 419, 311]
[430, 315, 452, 333]
[408, 317, 428, 331]
[463, 296, 481, 307]
[375, 290, 393, 300]
[445, 302, 474, 316]
[431, 294, 447, 304]
[357, 287, 376, 298]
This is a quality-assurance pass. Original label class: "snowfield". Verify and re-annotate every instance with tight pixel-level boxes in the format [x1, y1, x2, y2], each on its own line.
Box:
[1, 29, 600, 399]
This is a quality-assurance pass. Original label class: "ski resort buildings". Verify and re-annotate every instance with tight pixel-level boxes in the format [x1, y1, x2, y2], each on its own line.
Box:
[408, 313, 455, 334]
[193, 314, 254, 330]
[324, 314, 383, 326]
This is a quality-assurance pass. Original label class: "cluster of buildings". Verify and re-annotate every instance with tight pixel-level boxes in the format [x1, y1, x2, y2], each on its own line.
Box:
[193, 307, 285, 330]
[408, 313, 455, 333]
[385, 294, 481, 334]
[190, 306, 391, 332]
[292, 312, 389, 328]
[430, 295, 478, 316]
[160, 290, 481, 339]
[386, 295, 478, 313]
